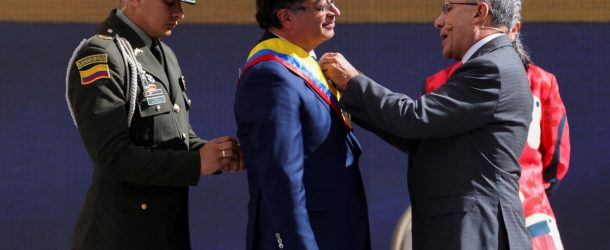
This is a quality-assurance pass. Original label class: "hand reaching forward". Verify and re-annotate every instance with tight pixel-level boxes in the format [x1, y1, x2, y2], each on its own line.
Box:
[319, 52, 360, 91]
[199, 136, 244, 176]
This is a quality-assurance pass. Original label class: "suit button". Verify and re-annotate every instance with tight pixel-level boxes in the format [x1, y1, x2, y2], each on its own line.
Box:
[155, 105, 161, 111]
[173, 104, 181, 113]
[140, 203, 148, 210]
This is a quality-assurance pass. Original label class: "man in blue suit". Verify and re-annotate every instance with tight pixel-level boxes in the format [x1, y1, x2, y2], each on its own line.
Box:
[234, 0, 371, 249]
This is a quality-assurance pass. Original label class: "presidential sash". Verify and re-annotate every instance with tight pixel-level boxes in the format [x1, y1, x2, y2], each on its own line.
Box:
[240, 38, 352, 130]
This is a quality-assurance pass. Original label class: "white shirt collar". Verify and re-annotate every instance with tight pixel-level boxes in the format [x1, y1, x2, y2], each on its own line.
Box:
[461, 33, 504, 63]
[270, 31, 317, 59]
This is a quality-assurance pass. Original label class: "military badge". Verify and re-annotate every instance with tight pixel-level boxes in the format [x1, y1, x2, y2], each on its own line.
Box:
[79, 64, 110, 85]
[97, 34, 113, 40]
[146, 73, 156, 83]
[76, 54, 108, 70]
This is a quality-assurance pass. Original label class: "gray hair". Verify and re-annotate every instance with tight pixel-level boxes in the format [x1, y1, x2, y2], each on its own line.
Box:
[511, 0, 532, 67]
[483, 0, 516, 29]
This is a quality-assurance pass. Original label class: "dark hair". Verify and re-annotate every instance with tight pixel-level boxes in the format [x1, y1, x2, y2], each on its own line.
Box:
[256, 0, 304, 29]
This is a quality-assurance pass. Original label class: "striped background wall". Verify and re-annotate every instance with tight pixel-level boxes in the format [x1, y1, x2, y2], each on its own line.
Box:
[2, 0, 609, 23]
[1, 1, 609, 250]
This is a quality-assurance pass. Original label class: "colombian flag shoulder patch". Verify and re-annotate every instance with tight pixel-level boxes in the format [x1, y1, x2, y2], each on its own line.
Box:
[79, 64, 110, 85]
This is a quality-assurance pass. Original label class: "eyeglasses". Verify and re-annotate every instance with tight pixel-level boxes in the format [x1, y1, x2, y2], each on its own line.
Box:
[292, 0, 336, 13]
[442, 1, 479, 14]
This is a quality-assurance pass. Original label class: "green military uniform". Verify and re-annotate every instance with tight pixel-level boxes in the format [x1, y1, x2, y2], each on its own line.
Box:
[66, 9, 203, 250]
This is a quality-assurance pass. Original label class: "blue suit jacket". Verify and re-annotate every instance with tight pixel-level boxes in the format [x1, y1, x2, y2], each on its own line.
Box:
[234, 33, 370, 250]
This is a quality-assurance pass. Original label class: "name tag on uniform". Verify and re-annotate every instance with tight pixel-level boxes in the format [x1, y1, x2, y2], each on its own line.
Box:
[146, 95, 166, 106]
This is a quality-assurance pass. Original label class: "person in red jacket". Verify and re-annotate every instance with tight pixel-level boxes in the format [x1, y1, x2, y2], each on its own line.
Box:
[423, 2, 570, 249]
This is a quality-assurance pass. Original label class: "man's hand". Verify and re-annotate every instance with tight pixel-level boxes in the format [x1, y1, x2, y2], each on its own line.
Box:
[319, 52, 360, 91]
[199, 136, 245, 176]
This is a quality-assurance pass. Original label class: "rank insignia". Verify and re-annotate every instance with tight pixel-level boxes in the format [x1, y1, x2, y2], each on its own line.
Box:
[97, 34, 113, 40]
[76, 54, 108, 70]
[79, 64, 110, 85]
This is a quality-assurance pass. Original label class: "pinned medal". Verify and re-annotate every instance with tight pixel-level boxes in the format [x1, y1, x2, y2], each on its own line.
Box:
[146, 73, 156, 83]
[144, 84, 163, 97]
[144, 84, 158, 92]
[341, 110, 352, 129]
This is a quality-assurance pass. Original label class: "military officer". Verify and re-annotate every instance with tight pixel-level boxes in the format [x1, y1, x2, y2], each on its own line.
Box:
[66, 0, 243, 249]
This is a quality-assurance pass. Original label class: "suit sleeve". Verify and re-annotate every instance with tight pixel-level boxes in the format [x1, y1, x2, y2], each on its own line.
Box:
[538, 71, 571, 195]
[235, 62, 318, 250]
[353, 117, 414, 154]
[340, 60, 500, 139]
[188, 125, 207, 151]
[67, 44, 200, 187]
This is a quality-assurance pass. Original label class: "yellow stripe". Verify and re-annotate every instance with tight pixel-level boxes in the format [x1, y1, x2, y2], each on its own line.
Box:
[79, 64, 109, 78]
[247, 38, 341, 100]
[1, 0, 609, 23]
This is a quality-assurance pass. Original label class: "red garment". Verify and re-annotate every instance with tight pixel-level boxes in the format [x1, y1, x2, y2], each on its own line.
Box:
[424, 63, 571, 250]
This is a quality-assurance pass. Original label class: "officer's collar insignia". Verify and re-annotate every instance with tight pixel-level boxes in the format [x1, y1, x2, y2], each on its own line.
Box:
[97, 34, 113, 40]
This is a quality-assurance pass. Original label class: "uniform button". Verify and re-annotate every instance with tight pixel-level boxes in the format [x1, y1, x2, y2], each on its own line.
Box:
[140, 203, 148, 210]
[173, 104, 180, 113]
[107, 28, 113, 33]
[182, 132, 187, 139]
[155, 105, 161, 111]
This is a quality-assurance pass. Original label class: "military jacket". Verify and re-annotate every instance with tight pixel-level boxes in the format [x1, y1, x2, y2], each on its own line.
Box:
[66, 11, 203, 250]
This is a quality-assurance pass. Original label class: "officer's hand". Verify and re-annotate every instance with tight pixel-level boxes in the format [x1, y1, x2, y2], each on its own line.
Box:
[223, 143, 245, 173]
[319, 52, 360, 91]
[199, 136, 243, 176]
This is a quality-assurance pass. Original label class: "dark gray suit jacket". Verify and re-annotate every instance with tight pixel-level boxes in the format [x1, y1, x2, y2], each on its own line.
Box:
[340, 35, 533, 249]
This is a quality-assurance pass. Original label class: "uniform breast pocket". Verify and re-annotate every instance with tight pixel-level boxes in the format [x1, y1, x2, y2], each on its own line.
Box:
[138, 98, 172, 118]
[136, 99, 177, 144]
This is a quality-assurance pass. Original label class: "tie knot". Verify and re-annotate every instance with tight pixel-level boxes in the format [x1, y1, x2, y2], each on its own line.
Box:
[151, 40, 163, 64]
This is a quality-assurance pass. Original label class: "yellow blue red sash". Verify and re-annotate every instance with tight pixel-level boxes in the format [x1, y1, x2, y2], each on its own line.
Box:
[240, 38, 352, 130]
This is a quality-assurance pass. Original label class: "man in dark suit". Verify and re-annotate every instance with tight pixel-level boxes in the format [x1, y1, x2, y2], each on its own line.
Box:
[66, 0, 243, 249]
[234, 0, 370, 249]
[320, 0, 532, 249]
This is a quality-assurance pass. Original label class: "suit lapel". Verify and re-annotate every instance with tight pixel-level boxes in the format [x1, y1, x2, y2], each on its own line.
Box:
[137, 48, 170, 92]
[161, 43, 182, 103]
